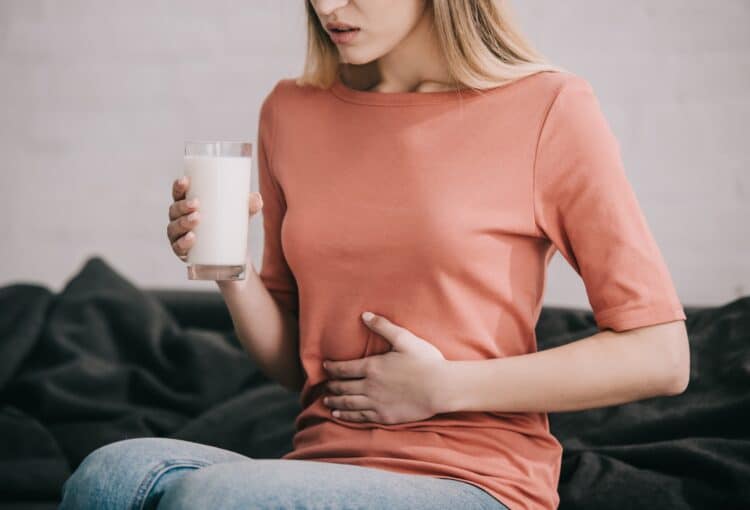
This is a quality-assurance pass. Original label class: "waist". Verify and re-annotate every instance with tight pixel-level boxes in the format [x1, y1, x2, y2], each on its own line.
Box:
[293, 389, 559, 442]
[286, 384, 563, 510]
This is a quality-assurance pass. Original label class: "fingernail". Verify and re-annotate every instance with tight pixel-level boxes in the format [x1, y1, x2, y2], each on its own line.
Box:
[187, 211, 198, 221]
[322, 361, 328, 369]
[362, 311, 374, 322]
[185, 231, 194, 240]
[323, 397, 329, 405]
[179, 176, 187, 185]
[332, 410, 340, 417]
[187, 198, 199, 208]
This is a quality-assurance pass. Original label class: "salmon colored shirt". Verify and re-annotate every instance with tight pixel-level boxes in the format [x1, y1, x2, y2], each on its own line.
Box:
[255, 70, 687, 510]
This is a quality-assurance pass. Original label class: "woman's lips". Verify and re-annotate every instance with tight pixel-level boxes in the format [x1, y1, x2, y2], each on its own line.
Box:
[328, 28, 360, 45]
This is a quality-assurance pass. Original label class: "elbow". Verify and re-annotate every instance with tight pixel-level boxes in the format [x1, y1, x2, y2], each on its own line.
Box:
[663, 362, 690, 396]
[660, 322, 691, 396]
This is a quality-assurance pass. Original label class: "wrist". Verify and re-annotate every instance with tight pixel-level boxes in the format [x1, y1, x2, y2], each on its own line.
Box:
[431, 360, 463, 415]
[215, 260, 256, 293]
[216, 277, 248, 293]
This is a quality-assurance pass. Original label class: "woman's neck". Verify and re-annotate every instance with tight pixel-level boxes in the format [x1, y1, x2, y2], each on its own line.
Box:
[339, 7, 458, 93]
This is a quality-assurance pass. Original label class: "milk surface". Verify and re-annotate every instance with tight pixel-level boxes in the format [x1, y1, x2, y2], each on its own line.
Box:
[183, 155, 251, 266]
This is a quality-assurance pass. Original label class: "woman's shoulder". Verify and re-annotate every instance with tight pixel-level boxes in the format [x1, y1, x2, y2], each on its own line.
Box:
[263, 76, 331, 109]
[258, 76, 330, 130]
[523, 69, 596, 103]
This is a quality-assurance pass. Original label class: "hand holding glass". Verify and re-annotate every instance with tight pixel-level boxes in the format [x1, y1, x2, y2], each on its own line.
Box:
[169, 141, 253, 280]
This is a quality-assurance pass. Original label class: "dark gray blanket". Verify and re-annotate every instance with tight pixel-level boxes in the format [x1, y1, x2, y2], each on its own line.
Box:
[0, 256, 748, 509]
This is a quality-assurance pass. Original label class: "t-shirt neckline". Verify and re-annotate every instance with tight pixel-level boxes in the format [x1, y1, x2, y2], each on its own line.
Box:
[329, 71, 553, 106]
[329, 74, 488, 106]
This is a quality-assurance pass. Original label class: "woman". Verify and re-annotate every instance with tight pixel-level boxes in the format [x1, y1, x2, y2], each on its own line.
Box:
[59, 1, 690, 509]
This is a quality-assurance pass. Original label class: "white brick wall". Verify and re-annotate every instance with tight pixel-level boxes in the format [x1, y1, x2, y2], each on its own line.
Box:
[1, 0, 748, 308]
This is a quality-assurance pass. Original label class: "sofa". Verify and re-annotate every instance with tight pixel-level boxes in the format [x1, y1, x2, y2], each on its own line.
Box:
[0, 256, 748, 509]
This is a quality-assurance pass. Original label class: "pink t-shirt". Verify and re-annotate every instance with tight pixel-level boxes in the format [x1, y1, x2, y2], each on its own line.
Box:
[256, 69, 686, 510]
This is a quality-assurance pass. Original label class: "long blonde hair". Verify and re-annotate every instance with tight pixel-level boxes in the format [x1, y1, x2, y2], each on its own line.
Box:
[297, 0, 565, 91]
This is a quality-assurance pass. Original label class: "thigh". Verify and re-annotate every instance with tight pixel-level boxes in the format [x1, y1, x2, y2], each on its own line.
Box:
[157, 458, 508, 510]
[59, 437, 251, 510]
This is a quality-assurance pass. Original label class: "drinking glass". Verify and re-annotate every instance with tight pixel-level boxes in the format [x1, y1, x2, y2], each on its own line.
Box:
[183, 141, 252, 280]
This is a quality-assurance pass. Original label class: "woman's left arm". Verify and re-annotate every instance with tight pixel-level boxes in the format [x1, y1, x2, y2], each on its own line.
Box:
[432, 319, 690, 415]
[322, 313, 689, 423]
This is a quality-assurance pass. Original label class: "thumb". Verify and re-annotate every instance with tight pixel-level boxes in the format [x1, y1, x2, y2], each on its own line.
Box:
[362, 313, 414, 353]
[249, 192, 263, 217]
[363, 312, 445, 360]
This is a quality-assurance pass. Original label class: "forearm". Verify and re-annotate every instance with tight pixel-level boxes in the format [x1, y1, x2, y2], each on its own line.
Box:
[216, 261, 305, 393]
[434, 320, 689, 414]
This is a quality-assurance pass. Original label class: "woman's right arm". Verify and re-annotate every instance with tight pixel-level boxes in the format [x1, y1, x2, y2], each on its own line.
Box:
[168, 84, 304, 393]
[168, 177, 305, 394]
[216, 257, 305, 394]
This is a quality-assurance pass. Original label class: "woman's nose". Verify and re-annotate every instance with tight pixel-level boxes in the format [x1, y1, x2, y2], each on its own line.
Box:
[311, 0, 350, 17]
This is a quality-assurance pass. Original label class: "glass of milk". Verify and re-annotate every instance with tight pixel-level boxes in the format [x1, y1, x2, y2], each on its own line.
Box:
[183, 141, 252, 280]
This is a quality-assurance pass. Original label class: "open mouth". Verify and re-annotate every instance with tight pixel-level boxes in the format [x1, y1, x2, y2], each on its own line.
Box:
[327, 26, 361, 44]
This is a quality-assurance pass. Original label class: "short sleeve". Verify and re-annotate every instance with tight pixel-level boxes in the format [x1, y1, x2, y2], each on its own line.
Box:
[256, 84, 299, 318]
[533, 75, 686, 332]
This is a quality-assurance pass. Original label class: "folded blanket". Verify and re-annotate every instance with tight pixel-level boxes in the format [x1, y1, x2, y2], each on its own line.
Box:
[0, 257, 300, 507]
[0, 256, 748, 509]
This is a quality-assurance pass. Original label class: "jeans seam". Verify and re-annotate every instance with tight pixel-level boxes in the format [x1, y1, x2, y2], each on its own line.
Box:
[131, 458, 212, 510]
[458, 481, 510, 510]
[469, 487, 500, 510]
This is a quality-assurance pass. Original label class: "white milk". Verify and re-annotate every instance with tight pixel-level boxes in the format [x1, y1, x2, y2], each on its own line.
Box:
[183, 155, 251, 266]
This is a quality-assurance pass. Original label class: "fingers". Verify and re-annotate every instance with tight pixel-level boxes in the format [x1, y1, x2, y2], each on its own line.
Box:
[172, 176, 190, 202]
[323, 394, 373, 412]
[326, 378, 367, 396]
[249, 192, 263, 216]
[169, 180, 258, 263]
[167, 210, 200, 243]
[168, 176, 199, 261]
[171, 231, 195, 260]
[168, 196, 199, 221]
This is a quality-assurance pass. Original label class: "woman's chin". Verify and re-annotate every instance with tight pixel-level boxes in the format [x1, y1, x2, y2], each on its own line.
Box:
[338, 49, 377, 66]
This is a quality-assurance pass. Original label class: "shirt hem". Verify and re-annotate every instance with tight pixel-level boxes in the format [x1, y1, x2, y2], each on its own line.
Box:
[594, 301, 687, 332]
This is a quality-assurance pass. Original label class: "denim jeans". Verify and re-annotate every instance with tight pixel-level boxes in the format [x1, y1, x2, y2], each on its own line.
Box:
[58, 437, 509, 509]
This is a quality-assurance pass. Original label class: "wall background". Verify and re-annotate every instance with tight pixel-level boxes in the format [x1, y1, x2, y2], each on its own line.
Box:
[1, 0, 748, 308]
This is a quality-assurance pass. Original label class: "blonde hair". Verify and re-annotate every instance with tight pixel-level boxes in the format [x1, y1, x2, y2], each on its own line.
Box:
[297, 0, 565, 91]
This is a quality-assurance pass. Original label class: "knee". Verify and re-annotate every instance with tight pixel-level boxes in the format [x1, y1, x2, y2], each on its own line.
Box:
[157, 462, 262, 510]
[59, 438, 172, 509]
[156, 459, 368, 510]
[66, 438, 161, 482]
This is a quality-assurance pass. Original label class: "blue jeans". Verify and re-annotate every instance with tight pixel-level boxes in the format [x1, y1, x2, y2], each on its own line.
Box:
[58, 437, 509, 509]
